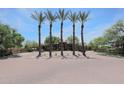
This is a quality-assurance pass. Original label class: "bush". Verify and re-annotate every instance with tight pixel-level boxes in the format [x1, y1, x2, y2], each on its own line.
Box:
[24, 41, 38, 52]
[93, 46, 111, 52]
[0, 49, 12, 57]
[24, 48, 33, 52]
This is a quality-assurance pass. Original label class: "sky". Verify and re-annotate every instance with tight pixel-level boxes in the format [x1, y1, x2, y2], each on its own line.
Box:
[0, 8, 124, 44]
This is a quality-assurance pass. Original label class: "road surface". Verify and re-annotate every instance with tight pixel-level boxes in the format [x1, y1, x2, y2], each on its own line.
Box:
[0, 51, 124, 84]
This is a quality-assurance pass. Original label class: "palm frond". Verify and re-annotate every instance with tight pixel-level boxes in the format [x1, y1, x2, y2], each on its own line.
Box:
[31, 11, 39, 21]
[68, 11, 78, 24]
[78, 11, 90, 23]
[57, 9, 69, 22]
[31, 11, 45, 24]
[45, 10, 57, 23]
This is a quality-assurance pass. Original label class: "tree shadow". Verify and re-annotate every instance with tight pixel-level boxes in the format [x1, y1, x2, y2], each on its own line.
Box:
[0, 56, 8, 60]
[61, 55, 67, 59]
[74, 54, 80, 57]
[36, 55, 42, 59]
[0, 54, 22, 60]
[83, 55, 90, 59]
[78, 53, 97, 59]
[34, 52, 97, 60]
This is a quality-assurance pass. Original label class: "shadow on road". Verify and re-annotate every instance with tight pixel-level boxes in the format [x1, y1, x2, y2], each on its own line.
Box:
[0, 54, 22, 60]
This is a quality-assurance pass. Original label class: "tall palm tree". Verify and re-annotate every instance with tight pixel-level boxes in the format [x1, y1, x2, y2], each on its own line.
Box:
[57, 9, 68, 56]
[45, 10, 57, 57]
[31, 11, 45, 57]
[68, 11, 78, 55]
[78, 11, 89, 56]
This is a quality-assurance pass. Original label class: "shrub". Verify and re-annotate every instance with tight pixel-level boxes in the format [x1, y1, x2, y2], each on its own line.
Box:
[0, 49, 12, 57]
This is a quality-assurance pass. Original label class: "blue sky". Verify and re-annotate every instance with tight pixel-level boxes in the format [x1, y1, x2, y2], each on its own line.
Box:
[0, 8, 124, 44]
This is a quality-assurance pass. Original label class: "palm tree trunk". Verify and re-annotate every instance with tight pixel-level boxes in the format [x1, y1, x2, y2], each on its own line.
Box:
[38, 24, 41, 57]
[81, 24, 86, 56]
[49, 23, 52, 57]
[73, 23, 75, 55]
[61, 22, 64, 56]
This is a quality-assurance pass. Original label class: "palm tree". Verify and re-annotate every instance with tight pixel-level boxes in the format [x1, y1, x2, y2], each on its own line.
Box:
[78, 11, 89, 56]
[68, 11, 78, 55]
[31, 11, 45, 57]
[57, 9, 68, 56]
[45, 10, 57, 57]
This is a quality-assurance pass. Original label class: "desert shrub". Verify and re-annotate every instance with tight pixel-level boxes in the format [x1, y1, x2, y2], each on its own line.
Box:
[0, 49, 12, 57]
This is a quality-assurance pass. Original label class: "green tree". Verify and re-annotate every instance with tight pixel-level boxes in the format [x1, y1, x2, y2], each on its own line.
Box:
[78, 11, 90, 56]
[0, 23, 24, 57]
[57, 9, 68, 56]
[66, 35, 80, 45]
[89, 37, 108, 51]
[31, 11, 45, 57]
[0, 24, 24, 49]
[90, 20, 124, 55]
[44, 36, 60, 45]
[45, 10, 57, 57]
[68, 11, 78, 55]
[104, 20, 124, 42]
[103, 20, 124, 54]
[90, 37, 107, 46]
[24, 40, 38, 52]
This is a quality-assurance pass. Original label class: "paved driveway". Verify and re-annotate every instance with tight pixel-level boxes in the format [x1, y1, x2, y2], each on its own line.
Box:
[0, 51, 124, 84]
